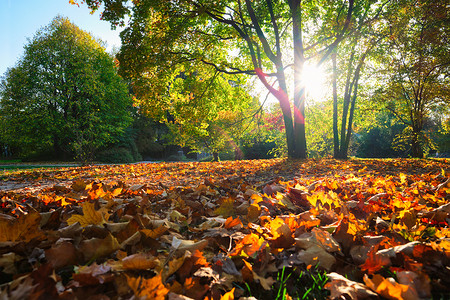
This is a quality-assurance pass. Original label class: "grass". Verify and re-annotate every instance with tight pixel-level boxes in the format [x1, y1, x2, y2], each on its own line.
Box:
[0, 165, 75, 171]
[240, 266, 329, 300]
[0, 159, 21, 164]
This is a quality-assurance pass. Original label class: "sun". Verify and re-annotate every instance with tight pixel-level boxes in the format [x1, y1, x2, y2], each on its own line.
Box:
[301, 63, 328, 101]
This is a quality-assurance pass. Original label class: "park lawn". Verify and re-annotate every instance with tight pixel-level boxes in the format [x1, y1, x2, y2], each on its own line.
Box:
[0, 158, 449, 299]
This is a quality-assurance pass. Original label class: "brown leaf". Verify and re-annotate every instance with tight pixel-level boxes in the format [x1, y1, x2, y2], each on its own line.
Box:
[78, 233, 120, 262]
[220, 287, 235, 300]
[0, 212, 45, 242]
[360, 245, 391, 274]
[0, 252, 23, 274]
[224, 216, 243, 229]
[72, 263, 112, 286]
[325, 272, 378, 299]
[172, 237, 208, 253]
[242, 260, 275, 291]
[121, 253, 161, 270]
[297, 245, 336, 271]
[45, 239, 78, 269]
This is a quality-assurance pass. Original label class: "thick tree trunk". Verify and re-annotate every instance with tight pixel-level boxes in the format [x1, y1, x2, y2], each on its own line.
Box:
[411, 132, 423, 158]
[292, 0, 307, 159]
[212, 152, 219, 161]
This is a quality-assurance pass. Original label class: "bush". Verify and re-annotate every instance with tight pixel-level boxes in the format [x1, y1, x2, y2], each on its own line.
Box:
[96, 147, 136, 163]
[242, 142, 277, 159]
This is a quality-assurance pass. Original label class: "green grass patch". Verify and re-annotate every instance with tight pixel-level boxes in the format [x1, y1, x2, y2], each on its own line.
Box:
[0, 159, 21, 164]
[239, 266, 329, 300]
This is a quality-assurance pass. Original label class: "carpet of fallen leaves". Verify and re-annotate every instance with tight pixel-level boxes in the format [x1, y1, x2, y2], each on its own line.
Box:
[0, 158, 449, 300]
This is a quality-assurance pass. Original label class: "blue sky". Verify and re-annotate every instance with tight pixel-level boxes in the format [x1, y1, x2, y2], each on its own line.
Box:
[0, 0, 123, 76]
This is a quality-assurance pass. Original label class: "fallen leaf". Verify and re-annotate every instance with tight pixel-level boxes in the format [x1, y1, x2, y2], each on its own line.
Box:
[127, 272, 169, 300]
[172, 236, 208, 253]
[67, 201, 109, 227]
[121, 252, 161, 270]
[79, 232, 120, 262]
[364, 274, 419, 300]
[45, 239, 78, 269]
[297, 245, 336, 271]
[220, 287, 235, 300]
[325, 272, 378, 299]
[0, 212, 44, 242]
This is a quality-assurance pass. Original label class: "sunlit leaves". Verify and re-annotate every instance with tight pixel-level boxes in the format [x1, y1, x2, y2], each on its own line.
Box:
[66, 201, 109, 227]
[0, 158, 449, 298]
[127, 272, 169, 300]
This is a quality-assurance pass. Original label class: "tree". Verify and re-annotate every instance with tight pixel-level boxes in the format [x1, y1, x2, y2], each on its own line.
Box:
[330, 0, 391, 159]
[132, 58, 257, 161]
[0, 16, 132, 162]
[373, 0, 450, 158]
[73, 0, 370, 158]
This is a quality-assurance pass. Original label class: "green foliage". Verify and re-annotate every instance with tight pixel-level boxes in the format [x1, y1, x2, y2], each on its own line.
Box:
[96, 147, 135, 164]
[241, 266, 329, 300]
[134, 63, 258, 157]
[132, 114, 167, 159]
[242, 141, 277, 160]
[435, 117, 450, 155]
[371, 0, 450, 158]
[78, 0, 365, 158]
[306, 100, 334, 158]
[0, 16, 132, 163]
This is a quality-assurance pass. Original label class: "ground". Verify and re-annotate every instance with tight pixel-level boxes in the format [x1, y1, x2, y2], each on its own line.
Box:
[0, 158, 449, 299]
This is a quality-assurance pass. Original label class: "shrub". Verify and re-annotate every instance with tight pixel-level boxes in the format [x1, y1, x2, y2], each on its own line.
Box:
[96, 147, 135, 164]
[242, 142, 277, 159]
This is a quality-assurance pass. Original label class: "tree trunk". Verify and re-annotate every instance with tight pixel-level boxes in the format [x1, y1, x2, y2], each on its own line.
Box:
[411, 132, 423, 158]
[292, 0, 307, 159]
[332, 52, 340, 158]
[212, 152, 219, 161]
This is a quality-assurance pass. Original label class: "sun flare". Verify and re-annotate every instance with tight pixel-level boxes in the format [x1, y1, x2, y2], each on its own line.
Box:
[301, 63, 327, 101]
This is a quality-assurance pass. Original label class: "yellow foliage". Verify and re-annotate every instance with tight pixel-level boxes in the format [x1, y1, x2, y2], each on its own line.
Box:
[67, 201, 109, 227]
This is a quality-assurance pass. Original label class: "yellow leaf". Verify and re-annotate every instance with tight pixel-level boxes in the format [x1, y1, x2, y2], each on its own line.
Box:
[399, 173, 407, 184]
[67, 202, 109, 227]
[220, 287, 235, 300]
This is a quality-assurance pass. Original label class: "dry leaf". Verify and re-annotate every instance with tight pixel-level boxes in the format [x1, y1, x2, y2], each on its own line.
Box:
[67, 201, 109, 227]
[325, 272, 378, 299]
[172, 237, 208, 252]
[79, 233, 120, 262]
[121, 253, 161, 270]
[220, 287, 235, 300]
[127, 272, 169, 300]
[0, 212, 44, 242]
[364, 274, 419, 300]
[297, 245, 336, 271]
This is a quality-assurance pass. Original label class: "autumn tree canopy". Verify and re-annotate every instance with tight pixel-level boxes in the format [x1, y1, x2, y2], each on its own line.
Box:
[373, 0, 450, 158]
[73, 0, 392, 159]
[0, 16, 132, 162]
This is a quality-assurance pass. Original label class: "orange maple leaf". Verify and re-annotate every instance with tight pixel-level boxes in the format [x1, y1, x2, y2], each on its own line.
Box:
[127, 272, 169, 300]
[360, 245, 391, 274]
[230, 233, 265, 257]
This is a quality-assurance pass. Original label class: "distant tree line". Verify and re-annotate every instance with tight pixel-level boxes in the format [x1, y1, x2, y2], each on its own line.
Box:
[1, 0, 450, 163]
